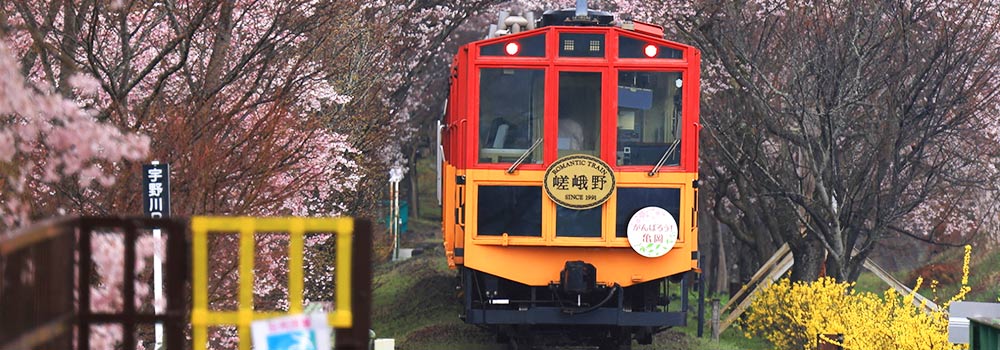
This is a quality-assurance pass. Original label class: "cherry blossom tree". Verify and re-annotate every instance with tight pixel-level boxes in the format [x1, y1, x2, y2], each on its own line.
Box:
[0, 39, 149, 231]
[485, 0, 1000, 283]
[333, 0, 506, 219]
[3, 0, 368, 224]
[665, 0, 1000, 281]
[5, 1, 366, 348]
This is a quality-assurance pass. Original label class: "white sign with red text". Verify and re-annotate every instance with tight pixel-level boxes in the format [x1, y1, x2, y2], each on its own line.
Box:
[251, 313, 331, 350]
[626, 206, 678, 258]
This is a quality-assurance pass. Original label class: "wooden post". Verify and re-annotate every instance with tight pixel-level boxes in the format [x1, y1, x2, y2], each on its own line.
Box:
[335, 219, 373, 350]
[711, 299, 721, 341]
[817, 334, 843, 350]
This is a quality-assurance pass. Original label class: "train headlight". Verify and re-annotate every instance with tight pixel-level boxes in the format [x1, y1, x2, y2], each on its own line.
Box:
[643, 44, 658, 58]
[505, 42, 520, 56]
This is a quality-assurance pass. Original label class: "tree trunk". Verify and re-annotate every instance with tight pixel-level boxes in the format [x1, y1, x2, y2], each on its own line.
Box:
[705, 219, 718, 294]
[407, 146, 420, 219]
[711, 218, 728, 295]
[733, 239, 758, 296]
[789, 233, 824, 282]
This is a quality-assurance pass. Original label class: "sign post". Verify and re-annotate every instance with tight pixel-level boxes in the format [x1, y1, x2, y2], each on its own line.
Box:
[389, 167, 404, 261]
[143, 161, 170, 349]
[143, 162, 170, 219]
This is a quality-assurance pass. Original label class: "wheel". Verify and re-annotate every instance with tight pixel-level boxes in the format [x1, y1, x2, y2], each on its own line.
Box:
[506, 335, 532, 350]
[504, 327, 532, 350]
[598, 339, 632, 350]
[496, 329, 509, 344]
[598, 330, 632, 350]
[635, 326, 653, 345]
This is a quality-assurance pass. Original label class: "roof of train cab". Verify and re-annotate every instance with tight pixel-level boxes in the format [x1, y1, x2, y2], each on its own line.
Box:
[458, 17, 699, 64]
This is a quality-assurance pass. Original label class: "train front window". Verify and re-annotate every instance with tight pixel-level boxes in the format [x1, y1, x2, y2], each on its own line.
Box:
[616, 71, 683, 166]
[556, 206, 601, 237]
[615, 188, 680, 238]
[558, 71, 602, 158]
[479, 68, 545, 164]
[477, 186, 542, 237]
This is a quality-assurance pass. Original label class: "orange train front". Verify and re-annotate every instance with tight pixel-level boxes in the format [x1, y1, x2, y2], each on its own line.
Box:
[437, 5, 700, 349]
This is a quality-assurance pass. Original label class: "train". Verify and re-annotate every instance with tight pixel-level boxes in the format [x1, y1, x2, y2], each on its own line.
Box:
[437, 3, 701, 349]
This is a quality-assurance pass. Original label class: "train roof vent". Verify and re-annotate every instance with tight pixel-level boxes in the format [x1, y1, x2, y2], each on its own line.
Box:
[487, 11, 536, 39]
[539, 8, 614, 27]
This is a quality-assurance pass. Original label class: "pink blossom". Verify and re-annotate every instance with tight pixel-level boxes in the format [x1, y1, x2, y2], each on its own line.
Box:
[0, 40, 149, 230]
[0, 130, 12, 162]
[68, 73, 102, 96]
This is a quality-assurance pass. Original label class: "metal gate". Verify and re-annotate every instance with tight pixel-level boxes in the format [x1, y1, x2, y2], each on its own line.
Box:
[0, 216, 371, 350]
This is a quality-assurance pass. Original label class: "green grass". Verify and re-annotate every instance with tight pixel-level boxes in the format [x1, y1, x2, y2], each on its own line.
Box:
[853, 270, 900, 295]
[664, 318, 769, 350]
[855, 245, 1000, 304]
[371, 253, 458, 341]
[683, 333, 770, 350]
[968, 247, 1000, 302]
[414, 155, 441, 221]
[370, 250, 504, 349]
[669, 292, 770, 350]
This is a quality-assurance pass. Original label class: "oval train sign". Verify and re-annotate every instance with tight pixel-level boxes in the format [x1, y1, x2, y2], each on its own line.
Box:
[543, 154, 616, 210]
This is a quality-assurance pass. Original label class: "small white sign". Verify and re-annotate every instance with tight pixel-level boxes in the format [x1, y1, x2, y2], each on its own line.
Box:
[251, 313, 332, 350]
[626, 206, 678, 258]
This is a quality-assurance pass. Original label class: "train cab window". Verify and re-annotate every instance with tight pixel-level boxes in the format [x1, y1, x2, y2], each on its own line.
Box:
[616, 71, 683, 166]
[480, 34, 546, 57]
[477, 186, 542, 237]
[479, 68, 545, 164]
[559, 33, 605, 58]
[615, 188, 680, 237]
[618, 36, 683, 59]
[558, 72, 602, 158]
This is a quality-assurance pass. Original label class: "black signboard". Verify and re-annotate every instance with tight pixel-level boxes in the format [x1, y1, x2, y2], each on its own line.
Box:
[143, 162, 170, 218]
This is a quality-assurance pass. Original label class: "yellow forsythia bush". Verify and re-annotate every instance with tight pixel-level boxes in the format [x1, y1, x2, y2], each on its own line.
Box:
[744, 245, 972, 350]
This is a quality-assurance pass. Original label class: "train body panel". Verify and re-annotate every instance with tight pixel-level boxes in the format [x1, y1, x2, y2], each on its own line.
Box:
[457, 168, 698, 287]
[465, 244, 697, 288]
[440, 162, 462, 268]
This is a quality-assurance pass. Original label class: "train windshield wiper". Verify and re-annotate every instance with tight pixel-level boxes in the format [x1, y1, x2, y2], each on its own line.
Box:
[507, 138, 543, 174]
[648, 139, 681, 176]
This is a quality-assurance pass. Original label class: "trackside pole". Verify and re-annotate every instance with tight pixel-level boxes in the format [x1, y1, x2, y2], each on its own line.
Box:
[154, 227, 163, 349]
[697, 272, 705, 337]
[143, 160, 171, 350]
[389, 167, 404, 261]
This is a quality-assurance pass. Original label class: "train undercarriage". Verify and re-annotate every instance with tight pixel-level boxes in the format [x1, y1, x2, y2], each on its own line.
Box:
[459, 264, 693, 350]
